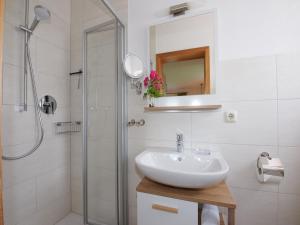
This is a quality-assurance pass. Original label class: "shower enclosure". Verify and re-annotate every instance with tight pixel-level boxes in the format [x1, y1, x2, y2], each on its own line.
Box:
[1, 0, 127, 225]
[83, 13, 127, 225]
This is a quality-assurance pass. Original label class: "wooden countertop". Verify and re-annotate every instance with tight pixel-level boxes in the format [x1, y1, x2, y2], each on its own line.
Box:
[136, 178, 236, 209]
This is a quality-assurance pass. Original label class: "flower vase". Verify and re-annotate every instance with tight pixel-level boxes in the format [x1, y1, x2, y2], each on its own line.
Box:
[148, 96, 155, 107]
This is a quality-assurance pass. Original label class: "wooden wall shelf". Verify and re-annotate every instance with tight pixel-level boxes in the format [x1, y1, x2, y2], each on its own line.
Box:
[144, 105, 222, 112]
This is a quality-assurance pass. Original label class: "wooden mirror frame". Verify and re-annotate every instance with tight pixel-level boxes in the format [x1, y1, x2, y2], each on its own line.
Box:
[156, 46, 210, 95]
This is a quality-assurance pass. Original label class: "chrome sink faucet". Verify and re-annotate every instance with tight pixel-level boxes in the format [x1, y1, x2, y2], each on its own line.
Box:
[176, 131, 184, 153]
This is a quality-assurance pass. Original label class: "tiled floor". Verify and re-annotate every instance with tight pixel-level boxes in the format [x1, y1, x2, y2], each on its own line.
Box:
[55, 213, 83, 225]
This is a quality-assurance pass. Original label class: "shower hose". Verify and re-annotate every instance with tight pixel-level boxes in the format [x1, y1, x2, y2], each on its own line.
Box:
[2, 41, 44, 160]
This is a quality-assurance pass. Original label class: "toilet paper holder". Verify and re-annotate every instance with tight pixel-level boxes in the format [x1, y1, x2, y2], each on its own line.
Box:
[257, 152, 284, 182]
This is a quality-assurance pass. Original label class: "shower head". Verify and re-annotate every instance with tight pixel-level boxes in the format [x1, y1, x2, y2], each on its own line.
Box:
[29, 5, 51, 32]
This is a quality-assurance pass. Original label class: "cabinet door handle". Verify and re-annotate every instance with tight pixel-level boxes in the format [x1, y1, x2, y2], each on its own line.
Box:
[152, 204, 178, 214]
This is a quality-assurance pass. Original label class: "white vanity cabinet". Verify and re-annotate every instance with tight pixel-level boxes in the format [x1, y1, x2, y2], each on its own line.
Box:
[137, 192, 198, 225]
[136, 178, 236, 225]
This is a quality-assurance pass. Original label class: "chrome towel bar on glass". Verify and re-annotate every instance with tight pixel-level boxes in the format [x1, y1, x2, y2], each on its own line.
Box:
[69, 69, 83, 76]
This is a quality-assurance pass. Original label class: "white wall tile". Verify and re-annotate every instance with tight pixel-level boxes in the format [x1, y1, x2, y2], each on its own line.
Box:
[3, 0, 72, 223]
[278, 99, 300, 146]
[19, 193, 71, 225]
[3, 63, 34, 106]
[218, 56, 277, 101]
[55, 213, 82, 225]
[3, 22, 25, 67]
[33, 12, 70, 50]
[34, 137, 70, 175]
[127, 54, 300, 225]
[70, 49, 82, 73]
[37, 73, 70, 108]
[127, 1, 300, 224]
[70, 77, 83, 110]
[4, 0, 25, 26]
[279, 146, 300, 195]
[3, 142, 40, 189]
[191, 101, 278, 145]
[129, 113, 192, 144]
[37, 0, 71, 24]
[36, 167, 70, 209]
[2, 105, 37, 146]
[3, 137, 70, 190]
[82, 0, 111, 24]
[277, 52, 300, 99]
[278, 194, 300, 225]
[205, 144, 278, 192]
[71, 188, 83, 214]
[36, 38, 69, 77]
[231, 187, 278, 225]
[3, 179, 37, 225]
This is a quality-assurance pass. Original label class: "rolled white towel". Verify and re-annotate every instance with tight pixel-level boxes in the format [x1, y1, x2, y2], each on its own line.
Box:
[201, 204, 220, 225]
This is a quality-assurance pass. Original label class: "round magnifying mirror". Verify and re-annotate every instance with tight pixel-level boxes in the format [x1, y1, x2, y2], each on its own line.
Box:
[123, 53, 144, 79]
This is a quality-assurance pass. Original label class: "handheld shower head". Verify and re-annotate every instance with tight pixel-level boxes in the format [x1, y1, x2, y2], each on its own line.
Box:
[29, 5, 51, 32]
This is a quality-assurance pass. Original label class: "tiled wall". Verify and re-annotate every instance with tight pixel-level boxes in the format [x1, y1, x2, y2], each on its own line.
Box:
[2, 0, 71, 225]
[127, 1, 300, 225]
[128, 55, 300, 225]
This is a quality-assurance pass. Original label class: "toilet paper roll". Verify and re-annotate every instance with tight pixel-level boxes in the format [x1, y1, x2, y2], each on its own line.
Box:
[257, 169, 283, 183]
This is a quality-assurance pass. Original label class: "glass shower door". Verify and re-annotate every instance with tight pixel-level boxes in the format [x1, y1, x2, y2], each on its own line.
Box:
[84, 20, 118, 225]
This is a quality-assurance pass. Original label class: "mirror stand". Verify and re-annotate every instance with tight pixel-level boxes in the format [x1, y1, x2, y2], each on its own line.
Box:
[130, 79, 143, 95]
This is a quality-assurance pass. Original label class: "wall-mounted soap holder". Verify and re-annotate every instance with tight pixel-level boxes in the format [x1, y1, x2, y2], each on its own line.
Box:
[256, 152, 284, 183]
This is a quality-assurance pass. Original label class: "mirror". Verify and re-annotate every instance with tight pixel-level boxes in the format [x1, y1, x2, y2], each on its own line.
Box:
[123, 53, 144, 79]
[149, 12, 216, 97]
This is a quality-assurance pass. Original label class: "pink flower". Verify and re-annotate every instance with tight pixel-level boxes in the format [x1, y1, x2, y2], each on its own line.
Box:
[144, 77, 149, 87]
[150, 70, 157, 80]
[154, 83, 161, 90]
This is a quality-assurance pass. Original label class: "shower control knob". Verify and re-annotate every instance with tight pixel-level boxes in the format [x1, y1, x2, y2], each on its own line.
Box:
[39, 95, 57, 115]
[128, 119, 136, 127]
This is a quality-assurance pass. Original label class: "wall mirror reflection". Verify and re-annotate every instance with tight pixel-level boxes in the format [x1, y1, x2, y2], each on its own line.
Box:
[149, 11, 216, 97]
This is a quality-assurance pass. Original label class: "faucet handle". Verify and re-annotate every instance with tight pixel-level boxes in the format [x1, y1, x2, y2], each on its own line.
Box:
[176, 133, 183, 141]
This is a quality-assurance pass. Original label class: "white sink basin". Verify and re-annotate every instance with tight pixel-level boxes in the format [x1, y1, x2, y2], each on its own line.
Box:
[135, 148, 229, 189]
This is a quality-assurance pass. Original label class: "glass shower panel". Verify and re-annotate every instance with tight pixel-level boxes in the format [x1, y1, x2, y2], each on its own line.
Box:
[85, 21, 118, 225]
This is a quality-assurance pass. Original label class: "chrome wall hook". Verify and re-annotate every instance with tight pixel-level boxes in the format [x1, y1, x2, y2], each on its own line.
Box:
[136, 119, 145, 126]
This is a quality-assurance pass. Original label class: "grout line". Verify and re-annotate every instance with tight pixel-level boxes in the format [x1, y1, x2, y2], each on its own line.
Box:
[230, 185, 279, 194]
[35, 176, 38, 211]
[275, 55, 280, 223]
[127, 137, 280, 147]
[275, 55, 279, 150]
